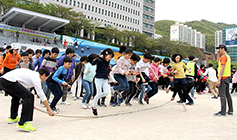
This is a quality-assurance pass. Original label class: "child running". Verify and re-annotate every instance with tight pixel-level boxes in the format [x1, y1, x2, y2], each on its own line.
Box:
[91, 48, 114, 116]
[46, 57, 72, 113]
[171, 54, 191, 110]
[81, 53, 98, 109]
[135, 53, 158, 105]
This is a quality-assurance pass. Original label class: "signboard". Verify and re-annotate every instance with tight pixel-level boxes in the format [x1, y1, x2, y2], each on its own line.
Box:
[226, 28, 237, 45]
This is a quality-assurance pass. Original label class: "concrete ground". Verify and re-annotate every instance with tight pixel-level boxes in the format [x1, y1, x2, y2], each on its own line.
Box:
[0, 90, 237, 140]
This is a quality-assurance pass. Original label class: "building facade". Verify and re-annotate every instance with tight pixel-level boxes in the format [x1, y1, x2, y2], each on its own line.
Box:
[38, 0, 155, 39]
[170, 22, 205, 50]
[215, 30, 222, 54]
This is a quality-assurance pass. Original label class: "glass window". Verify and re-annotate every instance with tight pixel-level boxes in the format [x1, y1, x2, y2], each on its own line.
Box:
[102, 9, 104, 14]
[88, 5, 90, 10]
[105, 10, 107, 15]
[73, 1, 75, 6]
[109, 1, 111, 6]
[85, 4, 87, 10]
[115, 3, 116, 8]
[95, 7, 97, 12]
[81, 3, 83, 8]
[65, 0, 67, 4]
[112, 2, 114, 7]
[92, 6, 94, 11]
[61, 0, 63, 3]
[98, 8, 101, 13]
[77, 2, 79, 7]
[108, 11, 110, 16]
[69, 0, 72, 5]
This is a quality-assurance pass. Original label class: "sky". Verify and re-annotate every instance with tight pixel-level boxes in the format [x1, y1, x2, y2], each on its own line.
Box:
[155, 0, 237, 25]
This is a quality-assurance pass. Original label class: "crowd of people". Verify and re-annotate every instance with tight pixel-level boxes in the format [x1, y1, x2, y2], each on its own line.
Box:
[0, 44, 234, 132]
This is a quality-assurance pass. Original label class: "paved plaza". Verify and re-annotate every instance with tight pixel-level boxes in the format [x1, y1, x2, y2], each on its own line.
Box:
[0, 90, 237, 140]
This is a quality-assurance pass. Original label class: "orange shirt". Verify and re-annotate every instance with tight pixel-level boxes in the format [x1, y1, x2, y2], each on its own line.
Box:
[2, 53, 21, 69]
[219, 55, 228, 79]
[0, 55, 3, 70]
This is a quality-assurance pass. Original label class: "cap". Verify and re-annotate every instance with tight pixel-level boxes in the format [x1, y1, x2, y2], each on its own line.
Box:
[216, 44, 227, 50]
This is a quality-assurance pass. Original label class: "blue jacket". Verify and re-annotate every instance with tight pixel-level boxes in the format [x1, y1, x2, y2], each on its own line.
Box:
[57, 54, 76, 81]
[33, 57, 44, 71]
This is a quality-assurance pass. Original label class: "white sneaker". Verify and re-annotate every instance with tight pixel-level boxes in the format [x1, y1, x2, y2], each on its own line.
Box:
[86, 103, 91, 108]
[52, 108, 60, 114]
[61, 101, 70, 105]
[81, 103, 87, 109]
[72, 96, 77, 101]
[0, 90, 3, 94]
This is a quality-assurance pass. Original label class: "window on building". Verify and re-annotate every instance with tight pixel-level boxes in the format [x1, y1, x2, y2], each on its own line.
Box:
[95, 7, 97, 12]
[85, 4, 87, 10]
[65, 0, 67, 4]
[109, 1, 111, 6]
[102, 0, 104, 4]
[73, 1, 75, 6]
[102, 9, 104, 14]
[69, 0, 72, 5]
[98, 8, 101, 13]
[120, 5, 122, 10]
[138, 11, 140, 16]
[122, 15, 124, 20]
[120, 15, 121, 20]
[128, 17, 129, 22]
[128, 8, 130, 12]
[81, 3, 83, 8]
[111, 12, 113, 17]
[61, 0, 63, 3]
[105, 0, 107, 5]
[117, 14, 119, 19]
[115, 3, 116, 8]
[92, 6, 94, 11]
[77, 2, 79, 7]
[108, 11, 110, 16]
[105, 10, 107, 15]
[88, 5, 90, 10]
[99, 0, 101, 3]
[112, 2, 114, 7]
[123, 6, 125, 11]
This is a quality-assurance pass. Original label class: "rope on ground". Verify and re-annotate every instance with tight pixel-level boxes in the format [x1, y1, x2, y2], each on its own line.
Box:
[35, 100, 171, 119]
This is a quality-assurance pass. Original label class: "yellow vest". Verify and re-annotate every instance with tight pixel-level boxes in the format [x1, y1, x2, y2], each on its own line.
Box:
[185, 62, 195, 76]
[218, 54, 231, 77]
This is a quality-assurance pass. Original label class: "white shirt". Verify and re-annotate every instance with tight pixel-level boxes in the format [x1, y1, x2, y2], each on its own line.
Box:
[1, 68, 47, 101]
[135, 59, 150, 76]
[203, 67, 218, 82]
[159, 65, 168, 77]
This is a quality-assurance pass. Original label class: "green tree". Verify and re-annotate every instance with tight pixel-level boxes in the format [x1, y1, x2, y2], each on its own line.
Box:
[207, 59, 218, 69]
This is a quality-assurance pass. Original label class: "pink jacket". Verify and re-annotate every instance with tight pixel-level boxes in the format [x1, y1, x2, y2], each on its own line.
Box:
[233, 72, 237, 83]
[149, 63, 160, 82]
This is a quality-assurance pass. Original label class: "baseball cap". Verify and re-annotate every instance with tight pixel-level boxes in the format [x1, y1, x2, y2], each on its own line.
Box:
[216, 44, 227, 51]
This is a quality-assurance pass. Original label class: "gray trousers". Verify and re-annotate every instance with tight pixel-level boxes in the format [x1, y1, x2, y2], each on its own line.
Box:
[218, 77, 233, 114]
[61, 79, 70, 102]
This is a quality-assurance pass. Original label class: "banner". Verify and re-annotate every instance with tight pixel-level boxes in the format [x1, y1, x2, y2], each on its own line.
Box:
[226, 28, 237, 45]
[0, 23, 60, 40]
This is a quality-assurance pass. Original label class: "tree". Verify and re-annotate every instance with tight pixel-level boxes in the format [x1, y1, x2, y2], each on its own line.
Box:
[207, 59, 218, 69]
[94, 26, 118, 44]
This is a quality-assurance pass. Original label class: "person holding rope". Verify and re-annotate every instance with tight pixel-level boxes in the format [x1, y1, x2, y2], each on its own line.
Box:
[0, 68, 54, 132]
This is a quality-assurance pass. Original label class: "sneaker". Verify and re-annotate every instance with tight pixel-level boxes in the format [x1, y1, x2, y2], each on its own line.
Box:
[144, 95, 149, 104]
[170, 97, 174, 101]
[40, 103, 45, 107]
[72, 96, 77, 101]
[0, 90, 3, 94]
[67, 91, 72, 94]
[61, 101, 70, 105]
[125, 102, 132, 106]
[138, 101, 144, 105]
[117, 97, 123, 106]
[177, 100, 183, 103]
[100, 103, 107, 107]
[186, 102, 194, 105]
[52, 108, 60, 114]
[110, 102, 116, 107]
[16, 122, 36, 132]
[81, 103, 87, 109]
[227, 112, 233, 115]
[208, 91, 212, 93]
[166, 88, 170, 93]
[86, 103, 91, 109]
[200, 92, 205, 94]
[214, 111, 226, 116]
[92, 107, 98, 116]
[211, 96, 218, 99]
[8, 116, 20, 124]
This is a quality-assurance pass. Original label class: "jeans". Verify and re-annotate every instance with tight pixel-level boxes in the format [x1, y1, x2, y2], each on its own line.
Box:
[147, 82, 158, 98]
[46, 82, 63, 109]
[42, 81, 51, 101]
[93, 78, 109, 108]
[139, 84, 152, 102]
[113, 74, 129, 92]
[82, 79, 94, 104]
